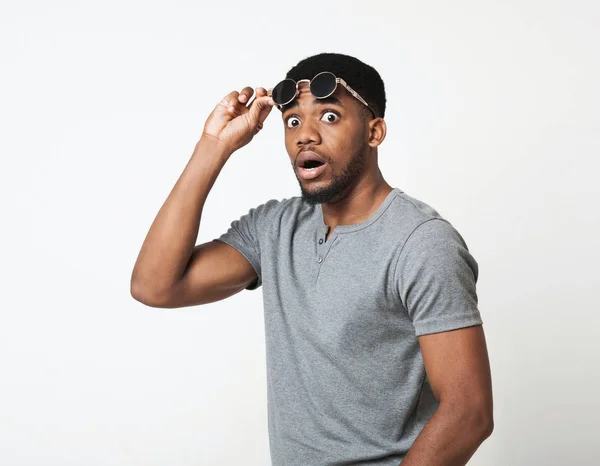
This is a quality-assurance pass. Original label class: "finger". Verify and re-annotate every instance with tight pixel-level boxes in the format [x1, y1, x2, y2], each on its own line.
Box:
[248, 95, 275, 126]
[247, 94, 272, 116]
[219, 90, 240, 112]
[237, 86, 254, 105]
[219, 89, 252, 115]
[246, 87, 267, 108]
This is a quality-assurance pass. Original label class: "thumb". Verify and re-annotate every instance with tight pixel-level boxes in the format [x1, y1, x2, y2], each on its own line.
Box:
[248, 95, 275, 127]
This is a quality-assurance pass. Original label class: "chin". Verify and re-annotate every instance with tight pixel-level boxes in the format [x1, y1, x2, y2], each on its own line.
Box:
[299, 182, 339, 206]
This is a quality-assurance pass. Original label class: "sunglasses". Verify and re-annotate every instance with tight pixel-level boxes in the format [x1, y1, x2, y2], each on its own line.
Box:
[268, 71, 376, 118]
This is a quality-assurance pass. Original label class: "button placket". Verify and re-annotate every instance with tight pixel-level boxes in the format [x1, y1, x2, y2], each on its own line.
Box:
[316, 229, 336, 264]
[317, 236, 324, 263]
[315, 231, 338, 285]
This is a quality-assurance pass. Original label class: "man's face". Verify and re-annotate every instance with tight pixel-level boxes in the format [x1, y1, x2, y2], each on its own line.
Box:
[281, 82, 371, 206]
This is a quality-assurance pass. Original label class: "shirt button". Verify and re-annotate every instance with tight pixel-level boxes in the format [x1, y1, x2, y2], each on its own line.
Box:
[318, 239, 324, 244]
[317, 256, 323, 263]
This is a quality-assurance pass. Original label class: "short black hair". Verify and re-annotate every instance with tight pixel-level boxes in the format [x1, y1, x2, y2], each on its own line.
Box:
[285, 52, 386, 119]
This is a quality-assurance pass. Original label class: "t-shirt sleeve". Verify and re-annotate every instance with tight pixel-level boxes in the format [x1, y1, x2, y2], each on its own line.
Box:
[214, 205, 264, 291]
[395, 218, 482, 336]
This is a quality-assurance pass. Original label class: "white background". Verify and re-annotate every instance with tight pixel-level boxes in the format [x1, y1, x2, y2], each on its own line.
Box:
[1, 0, 599, 465]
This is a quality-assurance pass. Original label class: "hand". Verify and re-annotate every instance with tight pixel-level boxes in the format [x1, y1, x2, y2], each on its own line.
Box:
[201, 86, 275, 154]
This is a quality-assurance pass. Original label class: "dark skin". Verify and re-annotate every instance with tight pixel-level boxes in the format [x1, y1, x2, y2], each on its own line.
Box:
[279, 82, 392, 240]
[132, 80, 493, 463]
[278, 83, 494, 464]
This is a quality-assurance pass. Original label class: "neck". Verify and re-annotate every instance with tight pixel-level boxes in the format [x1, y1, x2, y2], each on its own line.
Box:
[320, 169, 393, 230]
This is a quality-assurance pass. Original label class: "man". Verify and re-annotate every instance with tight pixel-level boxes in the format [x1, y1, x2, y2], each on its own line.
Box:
[131, 52, 494, 465]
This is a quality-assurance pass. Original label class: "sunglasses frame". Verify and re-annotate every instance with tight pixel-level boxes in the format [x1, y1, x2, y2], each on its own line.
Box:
[268, 71, 376, 118]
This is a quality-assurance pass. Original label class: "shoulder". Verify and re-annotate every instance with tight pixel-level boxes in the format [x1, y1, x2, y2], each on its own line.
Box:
[243, 194, 307, 228]
[396, 216, 478, 287]
[387, 191, 475, 271]
[254, 194, 303, 215]
[390, 191, 446, 224]
[382, 190, 464, 248]
[406, 218, 468, 251]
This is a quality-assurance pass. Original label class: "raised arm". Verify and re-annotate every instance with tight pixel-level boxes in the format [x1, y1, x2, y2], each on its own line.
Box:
[130, 86, 274, 308]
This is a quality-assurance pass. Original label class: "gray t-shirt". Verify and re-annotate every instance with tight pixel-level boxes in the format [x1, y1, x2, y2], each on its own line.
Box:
[215, 187, 482, 465]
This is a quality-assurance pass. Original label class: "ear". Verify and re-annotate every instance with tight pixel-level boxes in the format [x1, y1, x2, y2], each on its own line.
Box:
[367, 117, 387, 148]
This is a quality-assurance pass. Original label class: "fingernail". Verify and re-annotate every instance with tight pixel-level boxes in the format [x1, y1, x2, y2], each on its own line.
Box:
[228, 105, 235, 112]
[240, 95, 247, 102]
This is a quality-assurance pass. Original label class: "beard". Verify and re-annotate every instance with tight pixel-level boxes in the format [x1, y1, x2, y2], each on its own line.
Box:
[296, 139, 369, 206]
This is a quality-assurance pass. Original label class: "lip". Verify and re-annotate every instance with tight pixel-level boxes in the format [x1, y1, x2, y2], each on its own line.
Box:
[298, 163, 327, 180]
[296, 150, 328, 168]
[296, 150, 328, 181]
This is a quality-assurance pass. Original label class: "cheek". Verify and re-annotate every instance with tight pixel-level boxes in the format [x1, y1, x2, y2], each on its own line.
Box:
[347, 123, 369, 146]
[328, 124, 360, 150]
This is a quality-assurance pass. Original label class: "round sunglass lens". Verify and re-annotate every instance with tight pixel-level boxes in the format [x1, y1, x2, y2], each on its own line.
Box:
[272, 79, 297, 105]
[310, 72, 337, 98]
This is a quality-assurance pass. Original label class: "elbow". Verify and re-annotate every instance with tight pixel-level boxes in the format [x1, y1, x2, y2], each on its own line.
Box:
[466, 404, 494, 442]
[442, 399, 494, 443]
[484, 414, 494, 438]
[476, 410, 494, 441]
[130, 278, 172, 308]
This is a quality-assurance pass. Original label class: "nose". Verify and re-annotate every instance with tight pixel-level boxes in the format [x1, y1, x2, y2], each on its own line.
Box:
[295, 119, 321, 147]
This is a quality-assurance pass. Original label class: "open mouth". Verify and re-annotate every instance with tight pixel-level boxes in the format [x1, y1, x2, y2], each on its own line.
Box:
[302, 160, 325, 169]
[298, 160, 328, 180]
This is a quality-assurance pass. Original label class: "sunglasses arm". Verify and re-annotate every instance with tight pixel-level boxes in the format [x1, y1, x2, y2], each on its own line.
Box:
[337, 78, 370, 109]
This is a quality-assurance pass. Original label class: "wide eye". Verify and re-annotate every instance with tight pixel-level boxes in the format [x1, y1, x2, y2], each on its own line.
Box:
[321, 111, 339, 123]
[286, 116, 301, 128]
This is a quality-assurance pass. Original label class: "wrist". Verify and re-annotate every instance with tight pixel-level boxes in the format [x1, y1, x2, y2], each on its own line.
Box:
[196, 134, 235, 161]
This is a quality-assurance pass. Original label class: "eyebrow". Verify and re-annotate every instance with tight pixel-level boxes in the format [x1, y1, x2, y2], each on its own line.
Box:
[282, 95, 345, 114]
